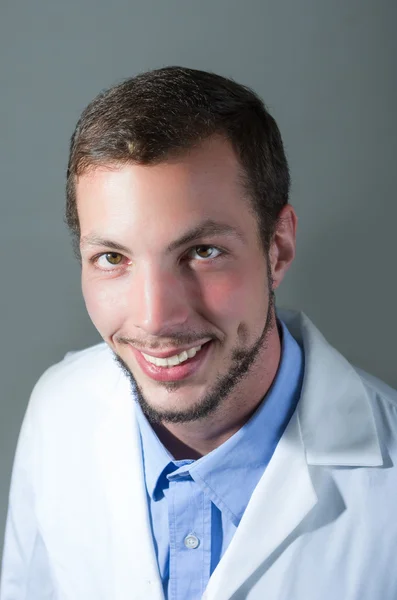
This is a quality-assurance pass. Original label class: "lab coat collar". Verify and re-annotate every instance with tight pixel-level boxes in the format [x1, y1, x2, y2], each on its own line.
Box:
[278, 308, 383, 467]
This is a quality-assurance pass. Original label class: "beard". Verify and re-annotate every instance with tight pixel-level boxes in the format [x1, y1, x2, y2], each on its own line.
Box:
[114, 284, 276, 426]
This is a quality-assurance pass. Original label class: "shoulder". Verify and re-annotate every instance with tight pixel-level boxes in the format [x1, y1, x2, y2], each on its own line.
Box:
[33, 342, 117, 391]
[27, 342, 123, 422]
[354, 366, 397, 453]
[354, 366, 397, 409]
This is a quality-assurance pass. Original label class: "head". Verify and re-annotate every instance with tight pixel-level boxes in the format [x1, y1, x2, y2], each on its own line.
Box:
[67, 66, 297, 425]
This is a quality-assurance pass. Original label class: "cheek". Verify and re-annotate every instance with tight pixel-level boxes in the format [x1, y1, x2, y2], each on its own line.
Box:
[199, 270, 257, 321]
[82, 276, 129, 338]
[198, 262, 269, 343]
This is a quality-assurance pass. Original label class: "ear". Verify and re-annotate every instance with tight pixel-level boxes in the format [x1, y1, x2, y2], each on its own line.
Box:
[268, 205, 297, 290]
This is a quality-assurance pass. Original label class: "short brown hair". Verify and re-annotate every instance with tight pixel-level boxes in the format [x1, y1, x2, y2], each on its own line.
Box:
[66, 66, 290, 254]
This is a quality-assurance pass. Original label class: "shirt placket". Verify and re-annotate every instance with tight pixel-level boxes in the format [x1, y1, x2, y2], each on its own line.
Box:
[166, 470, 211, 600]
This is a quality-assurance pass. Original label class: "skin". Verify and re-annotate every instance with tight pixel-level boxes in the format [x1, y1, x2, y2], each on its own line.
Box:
[77, 136, 297, 458]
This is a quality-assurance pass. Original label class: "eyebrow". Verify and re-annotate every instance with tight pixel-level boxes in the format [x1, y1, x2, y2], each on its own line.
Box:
[80, 235, 131, 255]
[167, 219, 245, 252]
[80, 219, 246, 254]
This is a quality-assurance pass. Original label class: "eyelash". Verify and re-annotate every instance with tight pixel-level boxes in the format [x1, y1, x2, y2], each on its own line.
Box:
[90, 245, 224, 272]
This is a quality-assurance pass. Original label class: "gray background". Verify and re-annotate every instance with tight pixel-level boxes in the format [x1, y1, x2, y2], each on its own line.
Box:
[1, 0, 396, 559]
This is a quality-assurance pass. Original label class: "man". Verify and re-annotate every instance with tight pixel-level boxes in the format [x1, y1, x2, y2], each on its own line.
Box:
[1, 66, 396, 600]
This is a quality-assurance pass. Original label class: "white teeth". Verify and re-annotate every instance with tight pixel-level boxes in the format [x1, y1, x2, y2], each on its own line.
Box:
[168, 354, 180, 367]
[141, 344, 203, 368]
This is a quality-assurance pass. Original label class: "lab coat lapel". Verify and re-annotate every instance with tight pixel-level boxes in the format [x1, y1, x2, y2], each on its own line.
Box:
[94, 373, 164, 600]
[282, 309, 383, 467]
[203, 410, 317, 600]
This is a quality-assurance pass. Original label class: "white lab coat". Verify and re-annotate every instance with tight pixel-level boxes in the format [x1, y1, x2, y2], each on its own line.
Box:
[1, 309, 397, 600]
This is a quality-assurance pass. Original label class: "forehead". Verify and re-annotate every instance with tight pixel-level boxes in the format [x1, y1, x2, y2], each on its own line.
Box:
[76, 137, 257, 245]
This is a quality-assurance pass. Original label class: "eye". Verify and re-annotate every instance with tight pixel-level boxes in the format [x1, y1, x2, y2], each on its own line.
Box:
[94, 252, 126, 270]
[187, 245, 222, 260]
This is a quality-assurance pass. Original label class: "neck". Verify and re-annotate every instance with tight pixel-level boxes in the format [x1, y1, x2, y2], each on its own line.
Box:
[152, 321, 282, 459]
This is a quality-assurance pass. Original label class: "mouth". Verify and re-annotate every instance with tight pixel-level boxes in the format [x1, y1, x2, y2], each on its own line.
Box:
[129, 340, 213, 382]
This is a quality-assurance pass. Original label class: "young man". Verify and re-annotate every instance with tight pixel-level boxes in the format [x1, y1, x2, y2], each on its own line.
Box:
[1, 66, 396, 600]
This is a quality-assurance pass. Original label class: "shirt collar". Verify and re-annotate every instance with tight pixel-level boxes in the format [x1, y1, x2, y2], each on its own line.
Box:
[136, 318, 304, 516]
[135, 402, 174, 499]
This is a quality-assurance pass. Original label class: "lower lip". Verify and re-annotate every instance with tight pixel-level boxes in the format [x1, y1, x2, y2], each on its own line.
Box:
[130, 342, 213, 382]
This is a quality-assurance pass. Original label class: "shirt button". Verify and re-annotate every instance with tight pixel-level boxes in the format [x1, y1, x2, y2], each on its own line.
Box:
[184, 534, 200, 549]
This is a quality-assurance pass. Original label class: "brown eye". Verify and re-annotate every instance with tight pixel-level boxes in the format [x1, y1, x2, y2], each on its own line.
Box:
[195, 246, 215, 259]
[105, 252, 123, 265]
[186, 246, 222, 261]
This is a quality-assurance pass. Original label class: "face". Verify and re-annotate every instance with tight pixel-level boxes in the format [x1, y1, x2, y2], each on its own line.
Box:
[77, 137, 289, 424]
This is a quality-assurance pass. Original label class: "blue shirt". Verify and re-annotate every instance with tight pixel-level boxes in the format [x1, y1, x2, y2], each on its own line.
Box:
[135, 319, 304, 599]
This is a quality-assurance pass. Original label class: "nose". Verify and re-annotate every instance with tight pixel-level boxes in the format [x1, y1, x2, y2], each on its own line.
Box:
[132, 263, 191, 336]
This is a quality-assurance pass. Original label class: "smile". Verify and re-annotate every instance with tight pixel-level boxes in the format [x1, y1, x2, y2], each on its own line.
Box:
[141, 345, 203, 368]
[129, 341, 213, 382]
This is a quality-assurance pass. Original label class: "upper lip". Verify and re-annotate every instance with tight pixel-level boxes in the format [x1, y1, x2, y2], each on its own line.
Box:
[132, 340, 211, 359]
